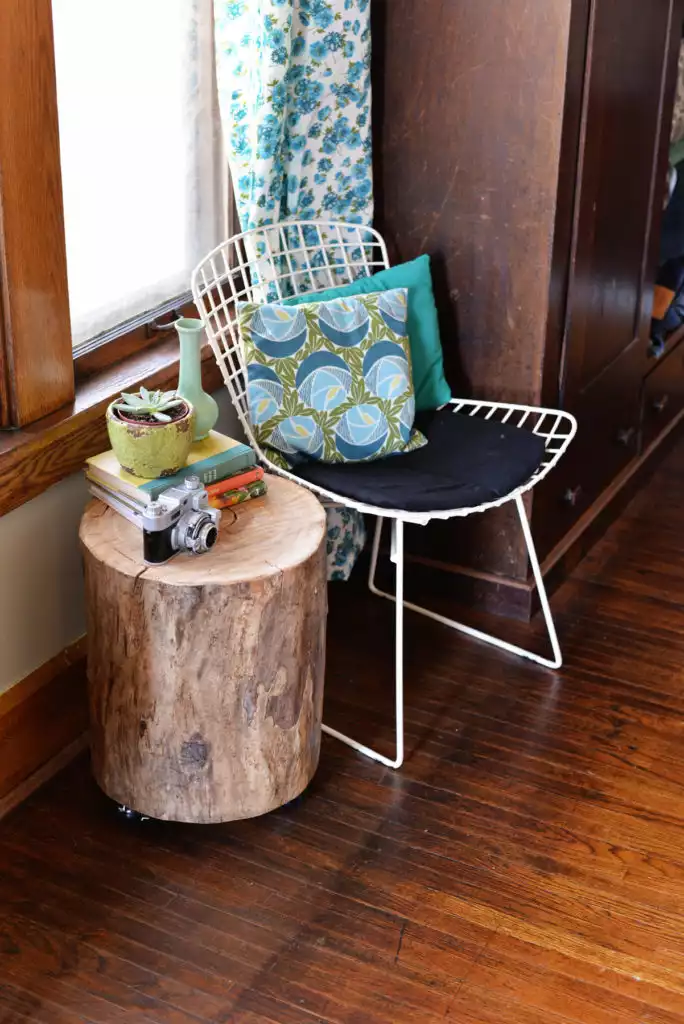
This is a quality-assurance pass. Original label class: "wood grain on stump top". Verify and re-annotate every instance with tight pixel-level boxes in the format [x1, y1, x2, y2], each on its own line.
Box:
[79, 474, 328, 823]
[80, 473, 326, 585]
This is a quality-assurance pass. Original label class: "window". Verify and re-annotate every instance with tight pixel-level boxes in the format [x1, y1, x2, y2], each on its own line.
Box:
[52, 0, 226, 352]
[0, 0, 229, 432]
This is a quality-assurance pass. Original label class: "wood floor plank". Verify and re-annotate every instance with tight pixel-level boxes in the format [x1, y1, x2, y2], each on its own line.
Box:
[0, 851, 453, 1024]
[0, 980, 91, 1024]
[0, 963, 160, 1024]
[0, 904, 231, 1024]
[0, 863, 401, 1024]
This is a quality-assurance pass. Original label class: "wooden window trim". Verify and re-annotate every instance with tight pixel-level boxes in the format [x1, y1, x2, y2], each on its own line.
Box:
[0, 337, 223, 519]
[0, 0, 73, 428]
[0, 1, 233, 431]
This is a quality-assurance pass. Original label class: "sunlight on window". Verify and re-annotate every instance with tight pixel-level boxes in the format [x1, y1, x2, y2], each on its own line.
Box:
[52, 0, 224, 348]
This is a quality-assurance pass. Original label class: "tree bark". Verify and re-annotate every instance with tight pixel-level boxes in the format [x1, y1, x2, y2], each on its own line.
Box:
[79, 475, 327, 823]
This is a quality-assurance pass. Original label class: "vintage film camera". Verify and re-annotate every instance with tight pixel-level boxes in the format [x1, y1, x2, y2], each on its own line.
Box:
[88, 474, 221, 565]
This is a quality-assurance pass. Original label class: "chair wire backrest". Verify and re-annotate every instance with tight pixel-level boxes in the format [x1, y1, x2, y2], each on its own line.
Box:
[190, 219, 391, 450]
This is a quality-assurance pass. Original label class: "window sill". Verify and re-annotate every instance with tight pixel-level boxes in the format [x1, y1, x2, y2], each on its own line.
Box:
[0, 336, 224, 518]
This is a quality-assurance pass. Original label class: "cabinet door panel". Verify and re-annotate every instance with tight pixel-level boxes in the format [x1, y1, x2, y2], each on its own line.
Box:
[564, 0, 673, 400]
[642, 341, 684, 447]
[533, 338, 643, 559]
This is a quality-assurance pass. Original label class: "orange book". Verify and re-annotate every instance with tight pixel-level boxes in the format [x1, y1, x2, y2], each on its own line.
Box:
[205, 465, 264, 498]
[209, 480, 267, 509]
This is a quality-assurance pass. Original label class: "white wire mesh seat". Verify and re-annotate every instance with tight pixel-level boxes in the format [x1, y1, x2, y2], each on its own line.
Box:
[191, 220, 577, 770]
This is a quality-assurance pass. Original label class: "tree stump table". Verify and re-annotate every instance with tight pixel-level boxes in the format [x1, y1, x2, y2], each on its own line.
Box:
[79, 475, 327, 823]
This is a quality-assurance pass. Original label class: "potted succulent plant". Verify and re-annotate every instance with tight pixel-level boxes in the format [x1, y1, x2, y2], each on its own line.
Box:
[106, 387, 195, 478]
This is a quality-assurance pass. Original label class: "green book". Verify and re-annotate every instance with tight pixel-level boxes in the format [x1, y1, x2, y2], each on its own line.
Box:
[86, 431, 256, 505]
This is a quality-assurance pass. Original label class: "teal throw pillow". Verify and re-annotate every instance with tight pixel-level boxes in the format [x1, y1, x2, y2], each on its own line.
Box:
[283, 254, 451, 412]
[239, 288, 427, 464]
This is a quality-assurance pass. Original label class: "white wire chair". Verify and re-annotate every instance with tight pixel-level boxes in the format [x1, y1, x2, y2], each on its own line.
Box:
[191, 220, 577, 770]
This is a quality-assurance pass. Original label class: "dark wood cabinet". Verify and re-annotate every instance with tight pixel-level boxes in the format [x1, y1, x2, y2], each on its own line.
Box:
[535, 338, 644, 558]
[373, 0, 684, 616]
[643, 338, 684, 446]
[563, 0, 672, 400]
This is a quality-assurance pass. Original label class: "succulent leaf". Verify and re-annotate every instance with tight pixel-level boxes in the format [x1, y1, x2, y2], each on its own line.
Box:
[113, 387, 186, 421]
[120, 393, 146, 408]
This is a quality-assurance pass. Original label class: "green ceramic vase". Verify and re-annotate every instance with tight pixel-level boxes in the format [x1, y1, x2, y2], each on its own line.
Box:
[174, 317, 219, 441]
[106, 400, 195, 478]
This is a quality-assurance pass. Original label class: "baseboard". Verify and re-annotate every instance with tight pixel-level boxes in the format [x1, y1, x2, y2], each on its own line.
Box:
[0, 734, 88, 820]
[0, 637, 89, 820]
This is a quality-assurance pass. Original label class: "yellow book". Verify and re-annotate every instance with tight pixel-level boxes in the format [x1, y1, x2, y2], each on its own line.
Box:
[86, 431, 255, 504]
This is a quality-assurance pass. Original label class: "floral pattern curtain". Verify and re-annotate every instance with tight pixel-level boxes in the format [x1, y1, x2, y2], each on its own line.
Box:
[214, 0, 373, 233]
[214, 0, 373, 582]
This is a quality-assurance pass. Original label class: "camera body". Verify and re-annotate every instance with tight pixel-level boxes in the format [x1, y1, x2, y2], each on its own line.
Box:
[141, 476, 221, 564]
[87, 473, 222, 565]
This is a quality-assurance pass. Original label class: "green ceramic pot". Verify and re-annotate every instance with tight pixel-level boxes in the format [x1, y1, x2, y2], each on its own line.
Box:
[106, 399, 195, 478]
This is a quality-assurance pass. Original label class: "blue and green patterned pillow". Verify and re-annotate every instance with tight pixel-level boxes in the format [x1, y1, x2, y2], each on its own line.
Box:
[283, 255, 451, 412]
[238, 288, 427, 464]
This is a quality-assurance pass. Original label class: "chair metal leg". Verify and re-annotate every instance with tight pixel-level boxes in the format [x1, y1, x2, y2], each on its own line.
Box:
[368, 495, 563, 670]
[322, 519, 405, 769]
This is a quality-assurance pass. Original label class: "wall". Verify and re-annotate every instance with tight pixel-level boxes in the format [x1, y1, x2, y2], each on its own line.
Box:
[0, 391, 239, 696]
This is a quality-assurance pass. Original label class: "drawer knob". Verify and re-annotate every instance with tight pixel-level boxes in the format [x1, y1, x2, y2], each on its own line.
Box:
[563, 486, 582, 507]
[652, 394, 669, 414]
[616, 426, 635, 447]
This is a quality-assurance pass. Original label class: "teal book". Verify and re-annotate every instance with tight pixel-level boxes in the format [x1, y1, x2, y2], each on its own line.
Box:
[86, 431, 256, 505]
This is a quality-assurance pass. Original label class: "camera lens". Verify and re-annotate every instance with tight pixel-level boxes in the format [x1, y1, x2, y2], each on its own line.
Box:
[198, 521, 218, 552]
[170, 504, 220, 556]
[174, 510, 219, 554]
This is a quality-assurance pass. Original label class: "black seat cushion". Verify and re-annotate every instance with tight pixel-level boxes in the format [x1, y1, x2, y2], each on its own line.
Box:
[289, 407, 546, 513]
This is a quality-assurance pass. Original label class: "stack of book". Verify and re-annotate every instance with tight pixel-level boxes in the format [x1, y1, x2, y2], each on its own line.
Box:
[86, 431, 267, 510]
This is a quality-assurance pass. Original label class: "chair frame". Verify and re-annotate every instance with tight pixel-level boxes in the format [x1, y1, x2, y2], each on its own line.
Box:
[191, 219, 577, 770]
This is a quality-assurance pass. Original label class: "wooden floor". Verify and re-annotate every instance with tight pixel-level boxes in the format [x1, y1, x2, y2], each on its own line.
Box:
[4, 444, 684, 1023]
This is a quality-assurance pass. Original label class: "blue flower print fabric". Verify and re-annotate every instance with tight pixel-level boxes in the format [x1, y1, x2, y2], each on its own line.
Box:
[214, 0, 373, 232]
[323, 502, 367, 580]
